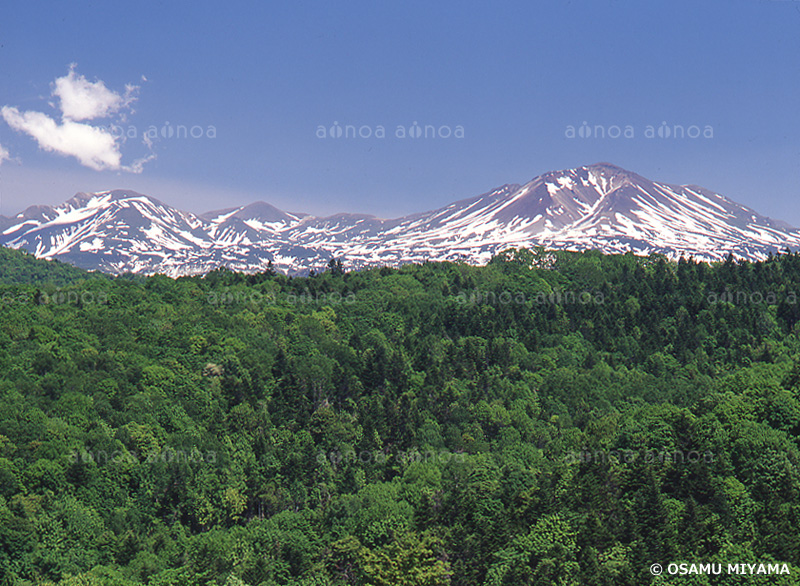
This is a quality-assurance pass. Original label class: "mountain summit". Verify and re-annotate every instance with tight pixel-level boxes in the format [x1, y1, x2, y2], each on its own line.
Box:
[2, 164, 798, 276]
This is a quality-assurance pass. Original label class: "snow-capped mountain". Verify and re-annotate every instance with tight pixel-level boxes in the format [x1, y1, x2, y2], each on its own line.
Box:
[2, 163, 799, 276]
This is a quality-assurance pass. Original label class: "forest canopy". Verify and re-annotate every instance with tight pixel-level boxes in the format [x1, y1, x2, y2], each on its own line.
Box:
[1, 246, 800, 585]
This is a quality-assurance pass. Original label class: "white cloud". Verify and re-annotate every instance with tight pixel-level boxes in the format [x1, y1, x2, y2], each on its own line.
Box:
[2, 106, 122, 171]
[52, 64, 137, 122]
[0, 143, 10, 166]
[1, 65, 153, 173]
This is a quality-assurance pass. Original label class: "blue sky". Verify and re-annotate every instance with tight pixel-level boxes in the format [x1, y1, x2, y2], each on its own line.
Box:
[1, 0, 799, 225]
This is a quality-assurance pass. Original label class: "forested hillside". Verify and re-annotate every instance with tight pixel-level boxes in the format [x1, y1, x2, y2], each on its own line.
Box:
[0, 248, 109, 287]
[1, 247, 800, 585]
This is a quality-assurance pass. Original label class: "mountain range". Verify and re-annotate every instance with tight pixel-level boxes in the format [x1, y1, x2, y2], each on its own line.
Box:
[2, 163, 798, 276]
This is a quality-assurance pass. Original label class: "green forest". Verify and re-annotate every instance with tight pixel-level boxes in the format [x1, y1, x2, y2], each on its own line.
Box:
[1, 245, 800, 585]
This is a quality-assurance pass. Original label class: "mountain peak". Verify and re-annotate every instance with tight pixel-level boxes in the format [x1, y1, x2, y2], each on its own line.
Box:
[584, 162, 627, 172]
[201, 201, 307, 227]
[2, 164, 798, 276]
[65, 190, 168, 209]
